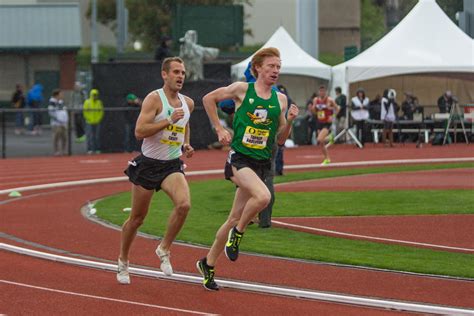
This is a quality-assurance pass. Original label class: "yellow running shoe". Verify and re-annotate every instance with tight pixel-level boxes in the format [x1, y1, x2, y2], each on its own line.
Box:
[321, 159, 331, 166]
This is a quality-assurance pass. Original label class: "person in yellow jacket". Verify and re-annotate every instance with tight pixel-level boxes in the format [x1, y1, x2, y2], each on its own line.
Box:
[83, 89, 104, 154]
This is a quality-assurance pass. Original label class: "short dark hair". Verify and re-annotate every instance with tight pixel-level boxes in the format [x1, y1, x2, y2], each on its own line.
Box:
[319, 85, 326, 90]
[161, 57, 184, 73]
[335, 87, 342, 93]
[52, 89, 61, 97]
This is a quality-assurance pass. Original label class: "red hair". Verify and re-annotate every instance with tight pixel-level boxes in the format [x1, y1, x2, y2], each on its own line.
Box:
[251, 47, 280, 78]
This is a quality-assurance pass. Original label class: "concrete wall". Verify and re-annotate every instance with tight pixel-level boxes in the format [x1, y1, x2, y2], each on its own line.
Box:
[37, 0, 117, 47]
[0, 53, 75, 101]
[243, 0, 360, 55]
[0, 55, 25, 100]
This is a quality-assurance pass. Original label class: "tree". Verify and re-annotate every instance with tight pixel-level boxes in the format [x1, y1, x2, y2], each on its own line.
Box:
[361, 0, 463, 51]
[87, 0, 252, 51]
[361, 0, 387, 50]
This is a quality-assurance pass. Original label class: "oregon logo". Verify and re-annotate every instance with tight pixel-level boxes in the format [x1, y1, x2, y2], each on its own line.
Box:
[247, 106, 272, 125]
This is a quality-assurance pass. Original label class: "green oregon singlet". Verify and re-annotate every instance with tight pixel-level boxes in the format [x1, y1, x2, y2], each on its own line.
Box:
[231, 83, 281, 160]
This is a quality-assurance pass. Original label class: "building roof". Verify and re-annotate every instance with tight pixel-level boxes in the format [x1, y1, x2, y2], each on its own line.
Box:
[0, 3, 81, 51]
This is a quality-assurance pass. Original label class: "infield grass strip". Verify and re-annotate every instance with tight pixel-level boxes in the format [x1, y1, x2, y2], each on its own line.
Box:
[94, 163, 474, 278]
[273, 162, 474, 184]
[272, 190, 474, 216]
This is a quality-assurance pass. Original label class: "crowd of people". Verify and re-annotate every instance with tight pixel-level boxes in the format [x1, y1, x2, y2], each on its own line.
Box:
[9, 78, 457, 159]
[9, 82, 145, 155]
[301, 86, 457, 150]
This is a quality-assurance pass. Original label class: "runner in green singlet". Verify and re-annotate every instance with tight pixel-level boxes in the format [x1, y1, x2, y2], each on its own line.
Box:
[196, 47, 299, 291]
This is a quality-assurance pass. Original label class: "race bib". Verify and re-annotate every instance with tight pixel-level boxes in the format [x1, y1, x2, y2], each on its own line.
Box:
[242, 126, 269, 149]
[161, 124, 185, 146]
[317, 110, 326, 120]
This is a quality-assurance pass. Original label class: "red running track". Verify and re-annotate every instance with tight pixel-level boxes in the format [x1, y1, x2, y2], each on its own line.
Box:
[1, 144, 474, 314]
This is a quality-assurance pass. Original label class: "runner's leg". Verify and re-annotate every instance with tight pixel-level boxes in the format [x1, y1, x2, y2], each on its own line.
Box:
[206, 186, 250, 266]
[159, 173, 191, 251]
[119, 184, 154, 262]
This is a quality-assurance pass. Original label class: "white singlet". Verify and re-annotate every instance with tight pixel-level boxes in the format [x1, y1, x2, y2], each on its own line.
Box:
[141, 88, 190, 160]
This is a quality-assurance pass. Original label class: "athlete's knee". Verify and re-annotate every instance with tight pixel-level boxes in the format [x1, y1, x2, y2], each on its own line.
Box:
[254, 190, 271, 210]
[175, 200, 191, 217]
[128, 214, 146, 229]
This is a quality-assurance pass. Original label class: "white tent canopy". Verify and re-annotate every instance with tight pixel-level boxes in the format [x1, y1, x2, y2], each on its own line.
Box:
[232, 26, 331, 79]
[332, 0, 474, 96]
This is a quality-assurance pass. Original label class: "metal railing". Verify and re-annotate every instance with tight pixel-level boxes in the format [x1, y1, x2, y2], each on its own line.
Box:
[0, 107, 139, 159]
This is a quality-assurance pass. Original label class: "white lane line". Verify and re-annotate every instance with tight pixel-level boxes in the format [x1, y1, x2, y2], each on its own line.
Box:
[2, 243, 473, 315]
[1, 157, 473, 195]
[0, 280, 214, 315]
[284, 157, 474, 170]
[272, 220, 474, 253]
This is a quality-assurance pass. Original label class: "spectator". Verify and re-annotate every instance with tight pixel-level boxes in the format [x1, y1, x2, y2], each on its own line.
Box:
[124, 93, 142, 152]
[48, 89, 68, 156]
[369, 94, 382, 120]
[83, 89, 104, 154]
[437, 90, 454, 114]
[350, 88, 370, 146]
[401, 92, 420, 120]
[305, 92, 317, 144]
[257, 84, 296, 228]
[275, 84, 294, 175]
[381, 89, 398, 147]
[154, 35, 172, 61]
[26, 83, 44, 135]
[334, 87, 347, 138]
[11, 84, 25, 135]
[72, 81, 87, 143]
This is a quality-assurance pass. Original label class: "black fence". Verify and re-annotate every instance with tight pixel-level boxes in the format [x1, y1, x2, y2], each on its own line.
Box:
[91, 61, 231, 152]
[0, 106, 224, 158]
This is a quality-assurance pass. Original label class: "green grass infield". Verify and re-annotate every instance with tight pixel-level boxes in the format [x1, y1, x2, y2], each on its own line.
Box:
[94, 162, 474, 278]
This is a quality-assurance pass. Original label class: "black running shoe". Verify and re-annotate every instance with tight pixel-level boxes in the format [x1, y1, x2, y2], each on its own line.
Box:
[196, 258, 219, 291]
[225, 226, 243, 261]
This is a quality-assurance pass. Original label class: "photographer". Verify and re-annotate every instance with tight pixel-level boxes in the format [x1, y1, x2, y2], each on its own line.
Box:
[401, 92, 418, 120]
[437, 90, 455, 114]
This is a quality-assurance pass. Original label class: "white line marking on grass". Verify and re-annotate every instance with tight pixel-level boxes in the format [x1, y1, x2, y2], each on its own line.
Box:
[272, 220, 474, 253]
[1, 157, 472, 195]
[2, 243, 474, 315]
[0, 280, 214, 315]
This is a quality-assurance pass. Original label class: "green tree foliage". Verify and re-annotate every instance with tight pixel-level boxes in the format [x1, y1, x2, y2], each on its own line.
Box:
[362, 0, 463, 51]
[361, 0, 386, 50]
[87, 0, 251, 51]
[398, 0, 463, 23]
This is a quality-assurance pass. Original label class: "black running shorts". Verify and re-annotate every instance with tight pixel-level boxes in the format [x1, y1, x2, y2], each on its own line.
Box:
[224, 150, 271, 182]
[124, 154, 184, 191]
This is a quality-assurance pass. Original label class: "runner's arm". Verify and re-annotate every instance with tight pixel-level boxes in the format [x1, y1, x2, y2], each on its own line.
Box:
[183, 97, 194, 157]
[202, 82, 246, 145]
[277, 94, 299, 145]
[135, 92, 173, 140]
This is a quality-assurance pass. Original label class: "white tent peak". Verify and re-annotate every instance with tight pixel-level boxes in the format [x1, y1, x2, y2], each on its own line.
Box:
[231, 26, 331, 79]
[332, 0, 474, 95]
[344, 0, 473, 67]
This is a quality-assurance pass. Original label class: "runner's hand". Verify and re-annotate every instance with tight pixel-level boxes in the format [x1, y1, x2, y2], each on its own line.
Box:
[287, 104, 299, 121]
[183, 143, 194, 158]
[170, 108, 185, 123]
[217, 127, 232, 145]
